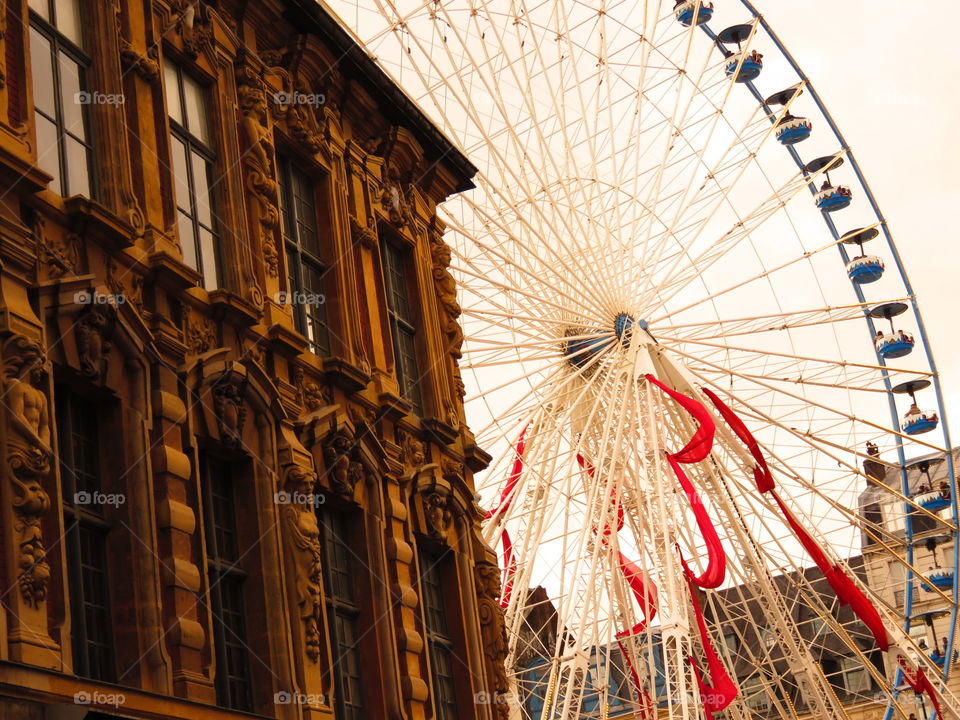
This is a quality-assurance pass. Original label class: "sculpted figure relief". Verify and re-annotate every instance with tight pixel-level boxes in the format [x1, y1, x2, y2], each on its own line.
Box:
[3, 337, 53, 606]
[475, 563, 511, 720]
[431, 236, 464, 359]
[281, 464, 322, 661]
[323, 429, 363, 501]
[238, 68, 281, 278]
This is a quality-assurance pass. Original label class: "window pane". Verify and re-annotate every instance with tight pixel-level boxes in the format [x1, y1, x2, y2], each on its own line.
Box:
[170, 137, 191, 212]
[192, 151, 213, 227]
[35, 114, 61, 192]
[54, 0, 83, 48]
[28, 0, 49, 20]
[29, 28, 56, 117]
[178, 211, 197, 270]
[183, 74, 210, 146]
[163, 60, 182, 126]
[199, 228, 219, 290]
[58, 53, 85, 140]
[76, 523, 115, 681]
[65, 136, 89, 197]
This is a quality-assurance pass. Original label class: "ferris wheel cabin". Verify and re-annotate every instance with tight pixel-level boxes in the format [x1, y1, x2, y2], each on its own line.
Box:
[841, 227, 885, 283]
[718, 25, 762, 82]
[765, 87, 812, 145]
[674, 0, 713, 27]
[909, 457, 950, 512]
[870, 302, 915, 359]
[893, 379, 940, 435]
[805, 155, 853, 211]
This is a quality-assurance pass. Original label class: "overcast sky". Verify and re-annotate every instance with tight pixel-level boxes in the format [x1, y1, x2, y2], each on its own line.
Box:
[761, 1, 960, 432]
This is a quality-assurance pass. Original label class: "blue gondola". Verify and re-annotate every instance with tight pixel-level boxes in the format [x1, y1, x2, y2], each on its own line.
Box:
[846, 255, 884, 284]
[921, 568, 954, 592]
[675, 1, 713, 27]
[775, 118, 812, 145]
[815, 186, 852, 212]
[725, 53, 762, 83]
[914, 489, 951, 513]
[875, 332, 915, 359]
[903, 412, 939, 436]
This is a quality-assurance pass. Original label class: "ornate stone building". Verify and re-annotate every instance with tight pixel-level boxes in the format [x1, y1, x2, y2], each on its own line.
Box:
[0, 1, 508, 719]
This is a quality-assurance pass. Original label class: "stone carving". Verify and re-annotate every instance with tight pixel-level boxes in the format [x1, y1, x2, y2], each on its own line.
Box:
[115, 2, 160, 83]
[170, 0, 213, 59]
[430, 235, 464, 359]
[261, 49, 325, 154]
[294, 366, 330, 412]
[380, 165, 415, 228]
[105, 257, 125, 299]
[323, 429, 363, 501]
[36, 219, 80, 279]
[3, 337, 53, 606]
[350, 215, 377, 248]
[475, 562, 511, 720]
[76, 303, 115, 380]
[212, 372, 246, 447]
[237, 67, 280, 278]
[185, 315, 216, 354]
[424, 489, 451, 540]
[400, 431, 426, 470]
[280, 463, 322, 662]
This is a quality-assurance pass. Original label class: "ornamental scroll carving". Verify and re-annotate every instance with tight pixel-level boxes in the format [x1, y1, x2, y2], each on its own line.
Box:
[475, 562, 511, 720]
[237, 66, 280, 278]
[3, 337, 53, 607]
[280, 463, 322, 662]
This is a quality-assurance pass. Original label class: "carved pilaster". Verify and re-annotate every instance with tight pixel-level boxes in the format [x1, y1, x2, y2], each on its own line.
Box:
[475, 562, 511, 720]
[237, 64, 280, 280]
[0, 334, 60, 667]
[279, 461, 322, 661]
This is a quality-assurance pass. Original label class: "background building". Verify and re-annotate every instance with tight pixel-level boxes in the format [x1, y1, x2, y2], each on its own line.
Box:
[0, 1, 508, 719]
[859, 447, 960, 701]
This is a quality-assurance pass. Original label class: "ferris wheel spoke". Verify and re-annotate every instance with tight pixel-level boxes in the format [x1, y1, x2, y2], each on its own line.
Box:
[656, 298, 907, 341]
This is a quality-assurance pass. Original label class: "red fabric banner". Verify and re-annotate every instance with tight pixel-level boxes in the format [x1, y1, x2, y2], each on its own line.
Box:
[685, 573, 738, 714]
[670, 456, 726, 589]
[646, 375, 716, 462]
[899, 654, 944, 720]
[616, 552, 659, 635]
[770, 489, 889, 651]
[486, 428, 527, 608]
[702, 387, 774, 493]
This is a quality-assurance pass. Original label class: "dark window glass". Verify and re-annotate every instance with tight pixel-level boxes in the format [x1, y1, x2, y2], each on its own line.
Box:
[381, 242, 422, 410]
[202, 455, 252, 711]
[29, 0, 93, 197]
[320, 510, 363, 720]
[56, 388, 114, 682]
[164, 59, 220, 290]
[278, 158, 330, 355]
[420, 550, 458, 720]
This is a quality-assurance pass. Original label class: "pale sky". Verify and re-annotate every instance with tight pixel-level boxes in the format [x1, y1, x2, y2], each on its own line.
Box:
[762, 1, 960, 433]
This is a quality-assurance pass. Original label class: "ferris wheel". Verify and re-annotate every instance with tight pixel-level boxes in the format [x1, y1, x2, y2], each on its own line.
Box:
[329, 1, 957, 719]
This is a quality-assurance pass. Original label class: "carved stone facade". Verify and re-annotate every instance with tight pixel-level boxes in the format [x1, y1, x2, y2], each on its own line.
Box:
[0, 0, 502, 719]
